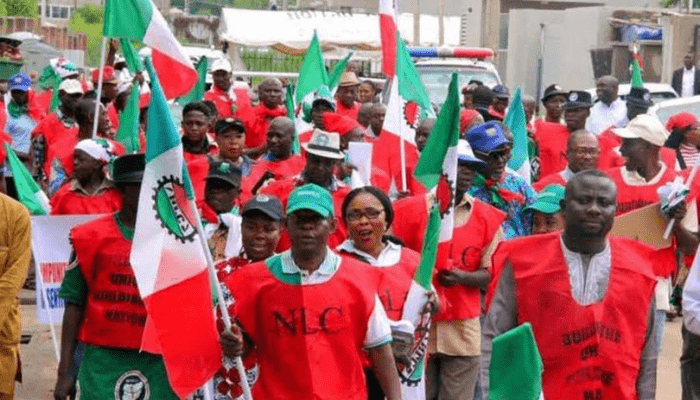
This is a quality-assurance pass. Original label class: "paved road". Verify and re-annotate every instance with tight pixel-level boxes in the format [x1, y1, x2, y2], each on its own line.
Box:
[12, 289, 688, 399]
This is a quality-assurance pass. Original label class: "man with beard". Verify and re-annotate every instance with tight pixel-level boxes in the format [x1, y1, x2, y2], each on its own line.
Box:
[482, 170, 662, 400]
[533, 130, 599, 191]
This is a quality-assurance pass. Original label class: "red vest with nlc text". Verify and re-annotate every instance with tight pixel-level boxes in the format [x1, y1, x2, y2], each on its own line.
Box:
[340, 247, 419, 321]
[508, 233, 657, 400]
[434, 200, 506, 322]
[71, 214, 146, 350]
[605, 165, 678, 216]
[226, 255, 379, 400]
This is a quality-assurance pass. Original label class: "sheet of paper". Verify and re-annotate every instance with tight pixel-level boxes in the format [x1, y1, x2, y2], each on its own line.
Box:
[347, 142, 373, 187]
[610, 202, 673, 248]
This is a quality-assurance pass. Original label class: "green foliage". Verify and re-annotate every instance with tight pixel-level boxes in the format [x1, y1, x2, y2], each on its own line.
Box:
[68, 6, 103, 67]
[3, 0, 37, 17]
[74, 4, 103, 24]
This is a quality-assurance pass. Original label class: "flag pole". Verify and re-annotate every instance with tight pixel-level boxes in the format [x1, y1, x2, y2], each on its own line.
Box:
[663, 161, 699, 239]
[33, 249, 60, 362]
[188, 198, 254, 400]
[393, 77, 408, 192]
[91, 36, 109, 139]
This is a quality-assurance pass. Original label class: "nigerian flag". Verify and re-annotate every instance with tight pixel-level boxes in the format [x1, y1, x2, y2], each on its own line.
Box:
[4, 144, 50, 215]
[295, 31, 328, 105]
[129, 58, 220, 399]
[398, 72, 460, 400]
[631, 58, 643, 88]
[505, 87, 531, 183]
[490, 323, 544, 400]
[115, 84, 141, 153]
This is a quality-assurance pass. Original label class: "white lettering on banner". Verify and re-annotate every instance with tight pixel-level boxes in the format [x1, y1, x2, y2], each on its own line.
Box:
[32, 214, 103, 325]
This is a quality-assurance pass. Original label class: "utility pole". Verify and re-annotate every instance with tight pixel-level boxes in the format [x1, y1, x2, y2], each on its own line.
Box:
[413, 0, 420, 45]
[438, 0, 444, 46]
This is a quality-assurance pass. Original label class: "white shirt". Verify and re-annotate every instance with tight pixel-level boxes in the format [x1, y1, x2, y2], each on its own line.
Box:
[682, 66, 696, 98]
[561, 238, 612, 305]
[337, 240, 403, 266]
[683, 256, 700, 335]
[585, 97, 628, 135]
[279, 248, 393, 348]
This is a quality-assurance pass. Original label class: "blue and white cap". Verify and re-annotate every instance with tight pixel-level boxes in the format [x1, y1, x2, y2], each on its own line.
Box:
[457, 139, 487, 168]
[9, 73, 31, 92]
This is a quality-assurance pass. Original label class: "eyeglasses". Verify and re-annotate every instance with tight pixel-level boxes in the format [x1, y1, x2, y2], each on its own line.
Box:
[345, 208, 384, 222]
[476, 148, 511, 160]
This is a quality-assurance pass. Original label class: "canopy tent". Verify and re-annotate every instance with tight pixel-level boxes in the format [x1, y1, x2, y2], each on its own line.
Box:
[218, 9, 462, 55]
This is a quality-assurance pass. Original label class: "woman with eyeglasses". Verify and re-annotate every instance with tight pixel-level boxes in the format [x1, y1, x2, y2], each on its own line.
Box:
[337, 186, 436, 400]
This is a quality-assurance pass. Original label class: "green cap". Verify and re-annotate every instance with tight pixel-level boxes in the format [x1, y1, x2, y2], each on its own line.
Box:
[286, 183, 334, 218]
[525, 184, 565, 214]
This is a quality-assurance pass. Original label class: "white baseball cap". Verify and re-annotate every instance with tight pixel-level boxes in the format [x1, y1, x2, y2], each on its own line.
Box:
[613, 114, 669, 147]
[58, 79, 83, 95]
[211, 58, 232, 73]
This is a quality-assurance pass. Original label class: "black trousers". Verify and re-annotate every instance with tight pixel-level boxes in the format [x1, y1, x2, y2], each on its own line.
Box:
[365, 368, 385, 400]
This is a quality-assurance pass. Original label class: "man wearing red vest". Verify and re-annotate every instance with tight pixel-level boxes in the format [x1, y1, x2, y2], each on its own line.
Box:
[335, 72, 362, 120]
[209, 195, 284, 400]
[261, 129, 350, 250]
[220, 183, 402, 400]
[204, 58, 251, 119]
[243, 78, 287, 156]
[606, 114, 699, 361]
[242, 117, 305, 202]
[54, 154, 179, 400]
[31, 79, 83, 181]
[535, 90, 592, 179]
[533, 130, 599, 192]
[483, 170, 661, 400]
[426, 140, 506, 400]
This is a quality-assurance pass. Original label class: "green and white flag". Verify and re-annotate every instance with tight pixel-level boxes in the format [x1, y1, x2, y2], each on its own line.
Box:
[505, 87, 531, 183]
[294, 31, 328, 105]
[4, 143, 50, 215]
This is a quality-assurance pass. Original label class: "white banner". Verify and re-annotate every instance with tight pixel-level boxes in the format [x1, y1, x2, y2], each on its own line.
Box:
[32, 214, 103, 325]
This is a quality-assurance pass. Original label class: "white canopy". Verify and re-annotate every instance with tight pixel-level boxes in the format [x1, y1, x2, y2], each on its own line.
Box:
[218, 8, 462, 54]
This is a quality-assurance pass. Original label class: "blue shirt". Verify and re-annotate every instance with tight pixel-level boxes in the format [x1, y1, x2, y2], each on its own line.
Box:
[468, 171, 536, 239]
[5, 113, 35, 155]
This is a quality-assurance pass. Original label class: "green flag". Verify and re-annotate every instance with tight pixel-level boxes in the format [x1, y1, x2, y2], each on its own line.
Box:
[489, 323, 544, 400]
[115, 84, 141, 153]
[295, 31, 329, 104]
[396, 38, 433, 115]
[285, 83, 301, 155]
[631, 58, 643, 88]
[38, 64, 61, 112]
[120, 38, 144, 72]
[505, 87, 530, 183]
[178, 56, 209, 106]
[327, 51, 354, 90]
[4, 144, 50, 215]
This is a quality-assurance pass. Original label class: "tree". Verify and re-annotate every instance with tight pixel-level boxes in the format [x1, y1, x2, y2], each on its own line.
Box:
[1, 0, 37, 17]
[68, 5, 104, 66]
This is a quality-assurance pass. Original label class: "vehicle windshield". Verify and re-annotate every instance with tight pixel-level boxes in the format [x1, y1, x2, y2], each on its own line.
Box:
[654, 101, 700, 125]
[416, 66, 500, 106]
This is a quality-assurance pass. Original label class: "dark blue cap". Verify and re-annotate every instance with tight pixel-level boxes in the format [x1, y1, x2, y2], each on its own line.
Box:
[492, 85, 510, 99]
[466, 122, 511, 154]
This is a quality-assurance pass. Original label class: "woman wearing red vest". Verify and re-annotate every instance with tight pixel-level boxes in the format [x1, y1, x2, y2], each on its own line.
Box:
[55, 154, 179, 400]
[221, 184, 402, 400]
[483, 170, 661, 400]
[337, 186, 435, 400]
[209, 195, 284, 400]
